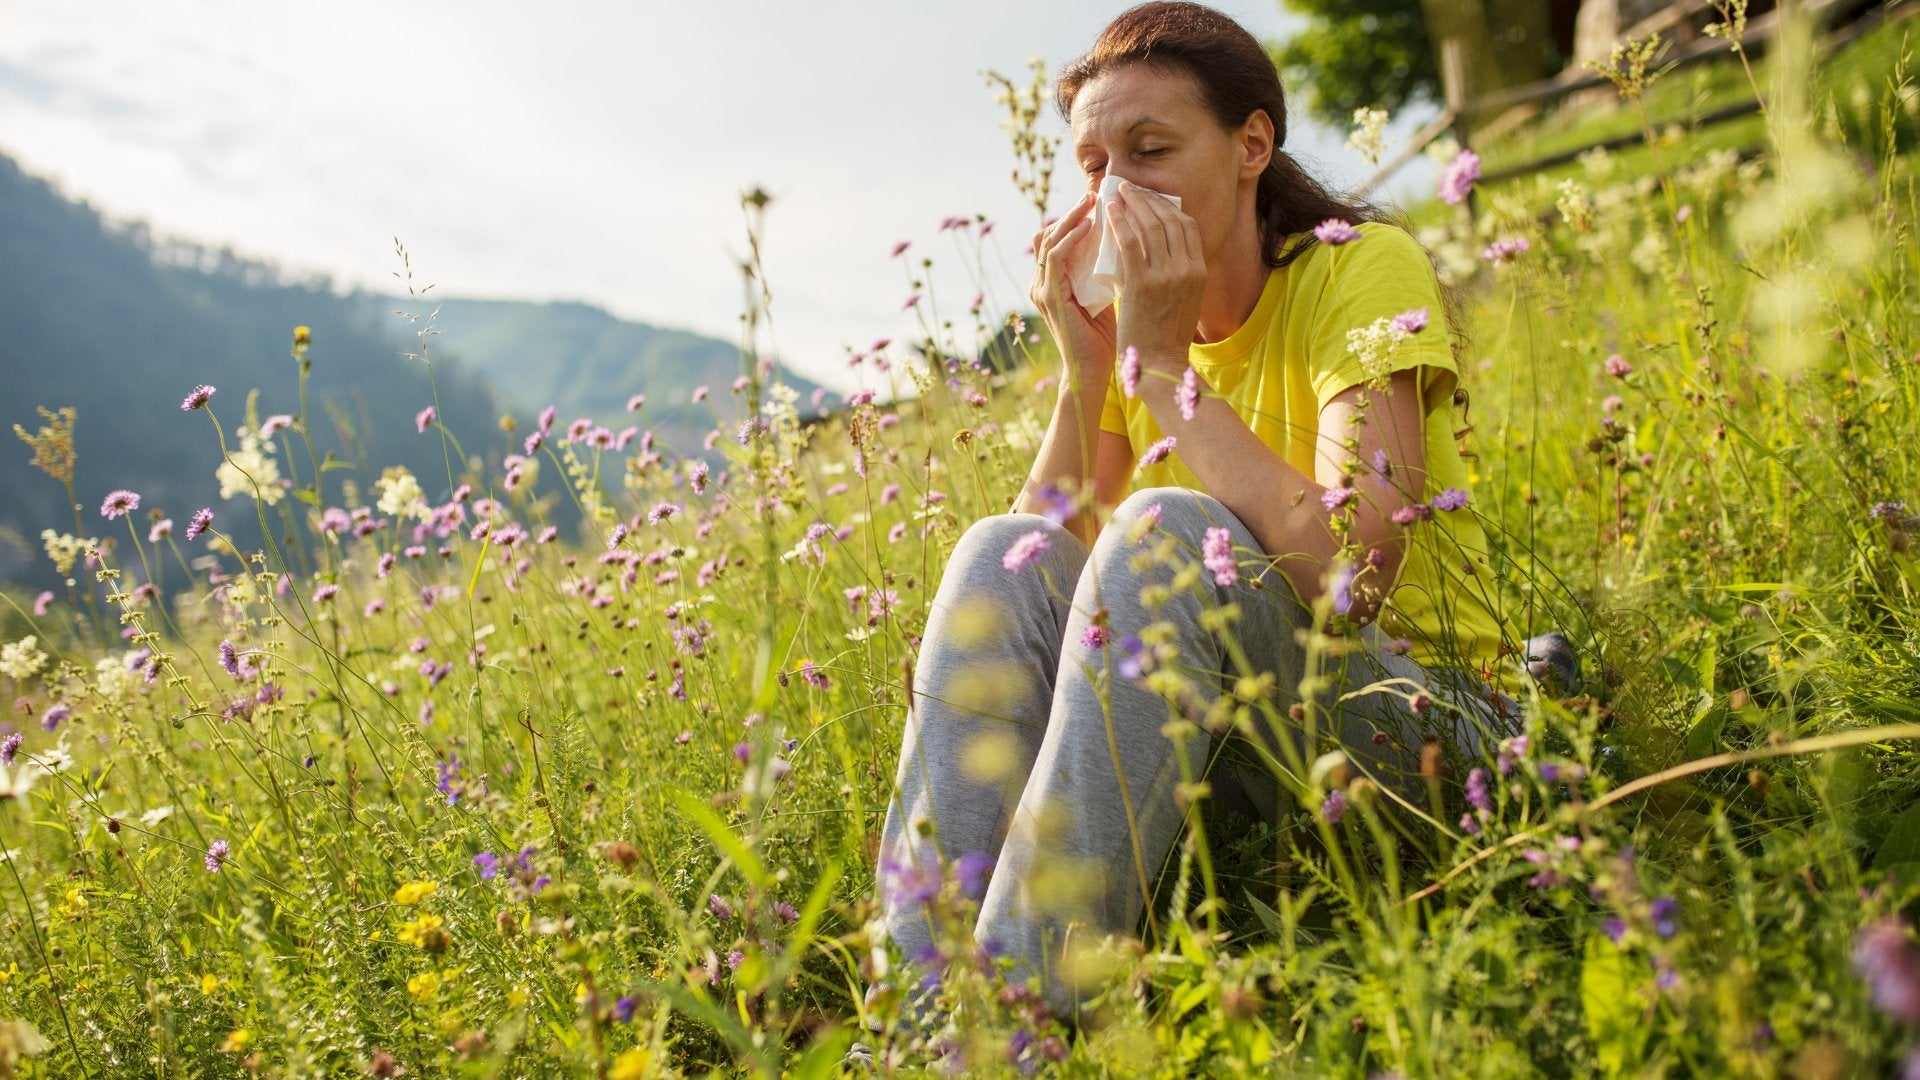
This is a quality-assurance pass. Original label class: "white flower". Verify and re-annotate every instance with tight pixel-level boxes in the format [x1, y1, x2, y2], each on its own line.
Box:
[39, 531, 88, 574]
[215, 433, 285, 506]
[375, 466, 430, 521]
[0, 762, 41, 800]
[93, 656, 144, 708]
[0, 636, 48, 681]
[1346, 106, 1390, 167]
[1556, 178, 1593, 232]
[139, 805, 176, 825]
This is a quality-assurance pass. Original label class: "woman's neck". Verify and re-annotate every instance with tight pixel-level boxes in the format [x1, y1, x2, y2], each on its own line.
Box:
[1194, 215, 1270, 345]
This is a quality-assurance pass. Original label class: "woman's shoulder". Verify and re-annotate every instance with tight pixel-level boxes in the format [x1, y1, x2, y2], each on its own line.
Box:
[1284, 220, 1427, 276]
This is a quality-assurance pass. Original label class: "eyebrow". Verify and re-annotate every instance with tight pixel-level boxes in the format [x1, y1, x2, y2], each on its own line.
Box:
[1074, 117, 1174, 155]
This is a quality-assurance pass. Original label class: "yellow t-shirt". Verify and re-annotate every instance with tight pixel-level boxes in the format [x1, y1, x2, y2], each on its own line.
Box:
[1098, 221, 1510, 677]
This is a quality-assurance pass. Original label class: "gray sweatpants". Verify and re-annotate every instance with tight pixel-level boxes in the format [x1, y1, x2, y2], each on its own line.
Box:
[877, 487, 1508, 1016]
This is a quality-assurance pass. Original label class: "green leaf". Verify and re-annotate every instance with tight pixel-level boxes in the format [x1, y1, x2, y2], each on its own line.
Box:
[669, 787, 772, 889]
[1873, 800, 1920, 868]
[1580, 934, 1649, 1076]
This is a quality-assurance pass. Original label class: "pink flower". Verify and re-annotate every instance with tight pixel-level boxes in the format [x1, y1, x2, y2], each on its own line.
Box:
[1081, 624, 1112, 650]
[100, 489, 140, 519]
[1202, 527, 1236, 586]
[1003, 529, 1051, 572]
[1438, 149, 1481, 205]
[1605, 354, 1633, 378]
[691, 385, 709, 403]
[415, 405, 437, 433]
[1390, 307, 1429, 335]
[1391, 503, 1434, 526]
[1314, 218, 1362, 245]
[890, 240, 911, 258]
[902, 293, 922, 311]
[1322, 485, 1355, 513]
[312, 583, 338, 603]
[149, 519, 173, 543]
[627, 394, 646, 412]
[33, 591, 53, 616]
[186, 508, 213, 540]
[1430, 487, 1469, 511]
[181, 384, 216, 411]
[1138, 436, 1176, 467]
[1119, 345, 1142, 398]
[1483, 237, 1530, 264]
[260, 414, 293, 436]
[1176, 366, 1199, 421]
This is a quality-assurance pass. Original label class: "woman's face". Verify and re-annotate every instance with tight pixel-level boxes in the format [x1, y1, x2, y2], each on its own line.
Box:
[1068, 63, 1269, 264]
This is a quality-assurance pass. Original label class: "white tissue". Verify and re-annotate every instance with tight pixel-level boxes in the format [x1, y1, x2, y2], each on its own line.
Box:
[1069, 174, 1182, 316]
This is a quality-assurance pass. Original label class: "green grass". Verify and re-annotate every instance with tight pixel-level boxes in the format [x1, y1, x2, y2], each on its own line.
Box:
[2, 20, 1920, 1079]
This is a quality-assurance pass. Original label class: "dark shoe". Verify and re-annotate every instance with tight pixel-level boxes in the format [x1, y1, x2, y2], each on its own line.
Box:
[1523, 631, 1580, 695]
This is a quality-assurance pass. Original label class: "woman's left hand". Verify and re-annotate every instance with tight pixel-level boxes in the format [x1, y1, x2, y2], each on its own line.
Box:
[1107, 180, 1208, 368]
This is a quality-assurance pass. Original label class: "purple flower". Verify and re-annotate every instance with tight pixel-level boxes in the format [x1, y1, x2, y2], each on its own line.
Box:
[1649, 896, 1680, 939]
[1605, 354, 1633, 378]
[1330, 565, 1355, 615]
[1438, 148, 1481, 205]
[415, 405, 437, 432]
[1115, 635, 1147, 680]
[1175, 366, 1200, 421]
[612, 996, 639, 1022]
[436, 756, 462, 806]
[0, 732, 20, 766]
[1138, 436, 1177, 468]
[708, 893, 736, 921]
[473, 852, 499, 880]
[1314, 218, 1362, 245]
[186, 508, 213, 540]
[100, 489, 140, 520]
[727, 949, 746, 971]
[1081, 624, 1112, 650]
[181, 384, 216, 411]
[1320, 790, 1348, 824]
[1870, 501, 1909, 521]
[1032, 484, 1075, 526]
[773, 900, 800, 925]
[41, 703, 70, 731]
[205, 839, 230, 873]
[647, 501, 680, 525]
[1601, 917, 1628, 944]
[881, 848, 942, 909]
[733, 741, 751, 764]
[1203, 526, 1237, 586]
[1390, 307, 1429, 335]
[218, 641, 241, 678]
[311, 583, 338, 603]
[1119, 345, 1142, 398]
[1853, 916, 1920, 1023]
[1465, 767, 1492, 812]
[955, 852, 994, 900]
[1483, 237, 1530, 264]
[1430, 487, 1469, 512]
[1003, 529, 1051, 573]
[1322, 485, 1355, 513]
[1391, 503, 1433, 526]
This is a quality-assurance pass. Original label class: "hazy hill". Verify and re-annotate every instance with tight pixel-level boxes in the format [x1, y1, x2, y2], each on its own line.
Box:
[0, 152, 502, 584]
[416, 297, 825, 450]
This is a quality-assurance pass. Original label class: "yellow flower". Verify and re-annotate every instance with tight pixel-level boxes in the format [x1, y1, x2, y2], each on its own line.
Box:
[0, 962, 19, 983]
[221, 1029, 252, 1053]
[199, 973, 219, 995]
[392, 880, 438, 906]
[406, 971, 439, 1000]
[609, 1048, 653, 1080]
[397, 913, 451, 953]
[293, 325, 312, 347]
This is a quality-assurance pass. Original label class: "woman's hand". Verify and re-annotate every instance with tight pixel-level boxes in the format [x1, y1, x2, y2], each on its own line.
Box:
[1029, 190, 1119, 388]
[1106, 180, 1207, 370]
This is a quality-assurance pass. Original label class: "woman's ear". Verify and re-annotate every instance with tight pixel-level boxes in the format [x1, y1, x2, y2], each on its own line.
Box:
[1239, 109, 1276, 180]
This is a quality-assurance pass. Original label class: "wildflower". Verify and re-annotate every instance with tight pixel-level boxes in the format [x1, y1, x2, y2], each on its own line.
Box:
[311, 583, 338, 603]
[392, 880, 437, 906]
[1119, 345, 1141, 398]
[1650, 896, 1679, 939]
[891, 240, 911, 257]
[611, 995, 639, 1023]
[0, 733, 19, 765]
[675, 731, 692, 744]
[413, 405, 437, 433]
[1320, 790, 1348, 824]
[1601, 917, 1628, 944]
[397, 912, 451, 952]
[1459, 812, 1481, 836]
[1315, 218, 1362, 245]
[406, 973, 438, 1001]
[1346, 106, 1389, 166]
[186, 508, 213, 540]
[260, 414, 293, 436]
[148, 519, 173, 543]
[647, 502, 680, 525]
[40, 704, 69, 731]
[181, 385, 216, 411]
[100, 489, 140, 519]
[691, 385, 709, 403]
[1330, 565, 1355, 614]
[1604, 354, 1633, 378]
[1438, 148, 1481, 205]
[1003, 529, 1051, 572]
[1853, 917, 1920, 1023]
[881, 848, 942, 909]
[1430, 487, 1469, 512]
[1202, 527, 1237, 587]
[205, 839, 230, 873]
[1322, 485, 1355, 513]
[708, 893, 735, 921]
[1391, 503, 1433, 526]
[1139, 436, 1176, 467]
[956, 851, 994, 900]
[1483, 237, 1530, 264]
[1390, 307, 1429, 335]
[0, 637, 48, 680]
[902, 292, 922, 311]
[1465, 767, 1492, 812]
[33, 592, 53, 616]
[773, 899, 800, 925]
[1170, 365, 1202, 421]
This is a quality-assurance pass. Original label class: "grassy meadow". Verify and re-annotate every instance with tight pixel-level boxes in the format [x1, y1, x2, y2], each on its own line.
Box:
[3, 11, 1920, 1078]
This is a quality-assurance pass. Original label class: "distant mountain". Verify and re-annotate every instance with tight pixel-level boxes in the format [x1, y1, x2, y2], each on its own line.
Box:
[413, 297, 826, 446]
[0, 152, 503, 584]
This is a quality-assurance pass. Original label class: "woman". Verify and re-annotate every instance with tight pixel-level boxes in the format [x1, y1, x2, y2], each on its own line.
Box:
[875, 1, 1514, 1021]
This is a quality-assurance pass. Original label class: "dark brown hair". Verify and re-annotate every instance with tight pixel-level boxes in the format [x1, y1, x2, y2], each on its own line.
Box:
[1055, 1, 1386, 271]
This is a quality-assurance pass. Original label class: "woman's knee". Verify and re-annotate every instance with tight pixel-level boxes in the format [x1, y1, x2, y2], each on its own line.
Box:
[941, 513, 1085, 593]
[1106, 487, 1236, 546]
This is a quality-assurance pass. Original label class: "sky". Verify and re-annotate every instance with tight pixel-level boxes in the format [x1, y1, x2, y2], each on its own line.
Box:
[0, 0, 1439, 392]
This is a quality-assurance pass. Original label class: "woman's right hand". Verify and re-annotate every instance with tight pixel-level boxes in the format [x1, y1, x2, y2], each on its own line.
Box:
[1029, 190, 1118, 388]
